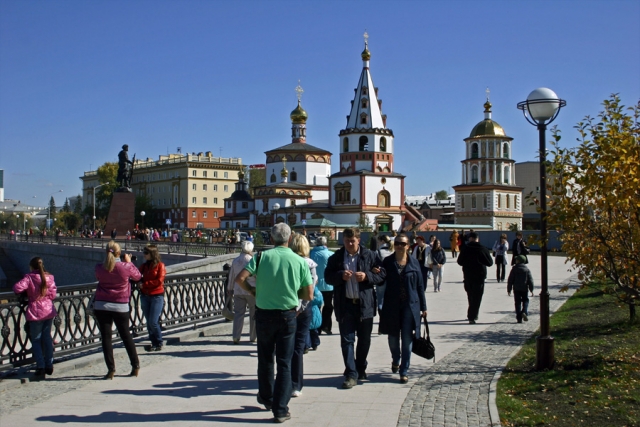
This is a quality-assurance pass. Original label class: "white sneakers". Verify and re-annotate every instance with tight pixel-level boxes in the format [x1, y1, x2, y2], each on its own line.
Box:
[291, 390, 302, 397]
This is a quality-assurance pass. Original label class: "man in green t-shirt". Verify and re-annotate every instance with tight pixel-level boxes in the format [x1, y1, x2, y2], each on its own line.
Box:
[235, 223, 313, 423]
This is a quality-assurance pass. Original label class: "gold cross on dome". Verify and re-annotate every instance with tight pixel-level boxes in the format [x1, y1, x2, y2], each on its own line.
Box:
[486, 87, 490, 101]
[295, 81, 304, 102]
[364, 31, 369, 48]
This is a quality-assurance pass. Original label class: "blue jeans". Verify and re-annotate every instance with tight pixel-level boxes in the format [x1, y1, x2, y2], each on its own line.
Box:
[30, 318, 54, 369]
[377, 283, 386, 310]
[514, 291, 530, 321]
[338, 301, 373, 379]
[387, 308, 414, 376]
[140, 294, 164, 347]
[292, 307, 312, 392]
[256, 308, 297, 418]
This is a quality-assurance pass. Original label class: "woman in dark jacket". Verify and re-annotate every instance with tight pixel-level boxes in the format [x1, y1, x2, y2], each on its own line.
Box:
[379, 233, 427, 383]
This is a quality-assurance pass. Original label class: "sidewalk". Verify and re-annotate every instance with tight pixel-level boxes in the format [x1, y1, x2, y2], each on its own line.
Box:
[0, 254, 577, 426]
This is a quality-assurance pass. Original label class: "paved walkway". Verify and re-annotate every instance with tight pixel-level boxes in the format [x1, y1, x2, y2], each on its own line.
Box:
[0, 254, 577, 426]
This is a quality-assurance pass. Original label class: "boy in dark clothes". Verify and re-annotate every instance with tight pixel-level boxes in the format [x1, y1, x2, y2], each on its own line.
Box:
[507, 255, 535, 323]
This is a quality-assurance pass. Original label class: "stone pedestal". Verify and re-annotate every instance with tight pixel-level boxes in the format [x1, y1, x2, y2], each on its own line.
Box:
[104, 192, 135, 236]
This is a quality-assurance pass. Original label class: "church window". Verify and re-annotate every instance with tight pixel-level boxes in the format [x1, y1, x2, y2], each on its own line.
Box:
[503, 143, 510, 159]
[242, 202, 248, 209]
[471, 166, 479, 183]
[377, 190, 390, 207]
[506, 195, 510, 209]
[270, 172, 276, 183]
[471, 143, 479, 159]
[504, 166, 510, 184]
[461, 196, 465, 209]
[262, 200, 268, 212]
[497, 167, 502, 183]
[360, 113, 368, 125]
[290, 199, 296, 207]
[362, 87, 368, 95]
[498, 195, 502, 208]
[291, 170, 297, 181]
[380, 137, 387, 152]
[472, 194, 477, 208]
[361, 99, 368, 108]
[359, 136, 369, 151]
[343, 137, 349, 152]
[334, 181, 352, 205]
[484, 194, 488, 208]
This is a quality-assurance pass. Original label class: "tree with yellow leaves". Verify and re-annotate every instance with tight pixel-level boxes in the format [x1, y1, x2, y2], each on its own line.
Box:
[545, 94, 639, 321]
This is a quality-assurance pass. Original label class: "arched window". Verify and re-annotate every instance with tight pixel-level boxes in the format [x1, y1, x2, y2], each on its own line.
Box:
[472, 194, 477, 208]
[360, 114, 368, 125]
[503, 143, 510, 159]
[471, 166, 479, 183]
[471, 143, 479, 159]
[270, 172, 276, 183]
[497, 167, 502, 183]
[483, 194, 488, 208]
[343, 137, 349, 152]
[506, 195, 510, 209]
[380, 137, 387, 152]
[361, 99, 368, 108]
[504, 166, 510, 184]
[498, 194, 502, 208]
[291, 170, 297, 182]
[290, 199, 296, 207]
[359, 136, 369, 151]
[377, 190, 390, 207]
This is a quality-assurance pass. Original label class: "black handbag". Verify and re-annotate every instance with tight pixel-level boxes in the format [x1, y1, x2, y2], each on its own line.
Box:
[412, 317, 435, 361]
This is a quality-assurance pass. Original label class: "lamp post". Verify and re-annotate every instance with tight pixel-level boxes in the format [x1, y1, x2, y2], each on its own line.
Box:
[140, 211, 146, 230]
[47, 190, 63, 229]
[93, 183, 109, 231]
[272, 203, 280, 226]
[517, 87, 566, 370]
[15, 214, 19, 234]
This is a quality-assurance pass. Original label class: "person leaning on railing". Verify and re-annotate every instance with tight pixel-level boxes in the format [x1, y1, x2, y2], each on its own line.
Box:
[139, 245, 166, 352]
[94, 240, 142, 379]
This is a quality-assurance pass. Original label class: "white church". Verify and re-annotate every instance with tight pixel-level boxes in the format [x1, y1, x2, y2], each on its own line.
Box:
[221, 34, 405, 232]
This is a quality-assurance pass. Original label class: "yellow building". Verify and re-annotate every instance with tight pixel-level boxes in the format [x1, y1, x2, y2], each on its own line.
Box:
[81, 152, 243, 229]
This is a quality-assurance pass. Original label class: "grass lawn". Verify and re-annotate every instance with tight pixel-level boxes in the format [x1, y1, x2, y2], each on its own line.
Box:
[497, 286, 640, 426]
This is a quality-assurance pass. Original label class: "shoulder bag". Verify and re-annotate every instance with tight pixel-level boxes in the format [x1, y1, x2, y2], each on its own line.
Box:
[412, 317, 435, 361]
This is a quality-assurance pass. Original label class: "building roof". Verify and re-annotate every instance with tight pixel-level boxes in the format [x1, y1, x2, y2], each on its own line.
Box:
[265, 142, 331, 155]
[467, 100, 511, 139]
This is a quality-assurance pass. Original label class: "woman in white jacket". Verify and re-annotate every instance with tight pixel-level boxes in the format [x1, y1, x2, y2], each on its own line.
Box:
[228, 241, 257, 343]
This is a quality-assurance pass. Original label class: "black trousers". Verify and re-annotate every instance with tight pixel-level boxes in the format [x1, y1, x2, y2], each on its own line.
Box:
[464, 282, 485, 321]
[320, 291, 334, 332]
[95, 310, 139, 372]
[495, 256, 506, 281]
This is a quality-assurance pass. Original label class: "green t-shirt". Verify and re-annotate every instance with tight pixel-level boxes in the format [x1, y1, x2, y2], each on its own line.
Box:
[244, 246, 312, 310]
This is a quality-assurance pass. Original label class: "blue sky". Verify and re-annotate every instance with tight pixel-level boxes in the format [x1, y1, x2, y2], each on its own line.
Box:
[1, 0, 638, 207]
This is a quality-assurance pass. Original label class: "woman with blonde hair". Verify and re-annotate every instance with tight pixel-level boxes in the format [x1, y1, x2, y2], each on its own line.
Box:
[13, 257, 57, 376]
[289, 233, 322, 397]
[94, 240, 142, 379]
[140, 245, 166, 351]
[227, 240, 257, 344]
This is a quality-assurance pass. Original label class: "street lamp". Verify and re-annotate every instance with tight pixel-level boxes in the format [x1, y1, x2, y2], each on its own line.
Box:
[272, 203, 280, 225]
[517, 87, 566, 370]
[15, 214, 19, 234]
[140, 211, 146, 230]
[47, 190, 63, 229]
[93, 183, 109, 231]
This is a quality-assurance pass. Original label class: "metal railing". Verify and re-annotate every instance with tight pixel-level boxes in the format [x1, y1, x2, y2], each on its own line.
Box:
[0, 234, 272, 257]
[0, 272, 228, 370]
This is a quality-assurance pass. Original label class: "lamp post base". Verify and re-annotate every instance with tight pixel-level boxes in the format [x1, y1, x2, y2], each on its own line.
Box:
[536, 336, 555, 370]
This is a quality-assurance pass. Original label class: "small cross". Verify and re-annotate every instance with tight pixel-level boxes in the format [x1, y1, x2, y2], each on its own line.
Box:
[364, 31, 369, 48]
[486, 87, 490, 102]
[295, 81, 304, 102]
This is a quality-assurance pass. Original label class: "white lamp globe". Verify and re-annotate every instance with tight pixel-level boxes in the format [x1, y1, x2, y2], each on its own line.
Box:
[141, 211, 146, 217]
[273, 203, 280, 210]
[527, 88, 560, 122]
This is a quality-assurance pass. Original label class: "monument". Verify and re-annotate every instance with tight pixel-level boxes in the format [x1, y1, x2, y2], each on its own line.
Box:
[104, 144, 136, 234]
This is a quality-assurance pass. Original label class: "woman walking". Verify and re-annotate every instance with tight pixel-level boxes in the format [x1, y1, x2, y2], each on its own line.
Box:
[289, 234, 318, 397]
[431, 239, 447, 292]
[492, 234, 509, 282]
[379, 234, 427, 383]
[449, 231, 459, 258]
[310, 237, 333, 335]
[227, 241, 257, 344]
[13, 257, 57, 376]
[94, 240, 142, 379]
[139, 245, 166, 351]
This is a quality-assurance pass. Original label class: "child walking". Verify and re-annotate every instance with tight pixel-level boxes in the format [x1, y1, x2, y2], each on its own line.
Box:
[13, 257, 57, 376]
[507, 255, 534, 323]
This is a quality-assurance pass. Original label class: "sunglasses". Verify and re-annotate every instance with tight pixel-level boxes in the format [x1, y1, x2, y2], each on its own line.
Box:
[393, 241, 408, 247]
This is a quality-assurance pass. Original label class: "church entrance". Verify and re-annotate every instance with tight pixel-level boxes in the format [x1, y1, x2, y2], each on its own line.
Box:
[375, 214, 393, 232]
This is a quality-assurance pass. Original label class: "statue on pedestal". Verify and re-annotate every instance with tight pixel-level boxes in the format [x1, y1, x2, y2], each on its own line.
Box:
[117, 144, 135, 191]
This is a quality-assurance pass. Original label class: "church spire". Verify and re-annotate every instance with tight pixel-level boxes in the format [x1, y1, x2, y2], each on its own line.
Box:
[290, 81, 308, 143]
[484, 87, 492, 120]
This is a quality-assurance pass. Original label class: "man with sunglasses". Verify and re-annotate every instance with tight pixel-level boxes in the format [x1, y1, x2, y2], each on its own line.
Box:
[325, 228, 385, 389]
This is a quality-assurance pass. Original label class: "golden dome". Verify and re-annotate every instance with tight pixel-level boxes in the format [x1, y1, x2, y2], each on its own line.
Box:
[469, 119, 506, 138]
[290, 101, 308, 124]
[361, 47, 371, 61]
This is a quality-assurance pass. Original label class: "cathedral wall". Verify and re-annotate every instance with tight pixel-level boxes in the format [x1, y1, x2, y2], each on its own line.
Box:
[364, 177, 401, 206]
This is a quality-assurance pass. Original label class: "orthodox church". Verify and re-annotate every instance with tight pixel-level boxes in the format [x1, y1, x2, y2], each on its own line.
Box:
[453, 93, 523, 230]
[222, 34, 405, 232]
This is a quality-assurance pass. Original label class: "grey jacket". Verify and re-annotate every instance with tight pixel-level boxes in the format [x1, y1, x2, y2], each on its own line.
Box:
[507, 264, 534, 293]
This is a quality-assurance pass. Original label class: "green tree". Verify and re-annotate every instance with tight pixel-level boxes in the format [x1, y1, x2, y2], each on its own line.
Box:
[58, 211, 81, 231]
[135, 194, 156, 229]
[73, 195, 83, 215]
[96, 162, 119, 207]
[62, 198, 71, 213]
[248, 167, 266, 196]
[435, 190, 449, 200]
[544, 95, 639, 321]
[48, 196, 57, 217]
[357, 213, 372, 232]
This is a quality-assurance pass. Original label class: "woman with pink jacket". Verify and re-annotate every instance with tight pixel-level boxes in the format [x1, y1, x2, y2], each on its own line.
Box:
[13, 257, 57, 377]
[95, 240, 142, 379]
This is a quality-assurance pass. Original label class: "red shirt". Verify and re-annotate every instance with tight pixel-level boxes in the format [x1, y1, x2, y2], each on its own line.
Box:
[140, 262, 166, 296]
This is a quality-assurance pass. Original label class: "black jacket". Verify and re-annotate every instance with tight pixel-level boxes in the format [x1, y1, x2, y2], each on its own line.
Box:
[457, 241, 494, 284]
[431, 248, 447, 265]
[379, 254, 426, 335]
[507, 264, 534, 293]
[325, 244, 385, 322]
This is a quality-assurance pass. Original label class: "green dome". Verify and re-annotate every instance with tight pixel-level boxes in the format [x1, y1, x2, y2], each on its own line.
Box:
[290, 101, 308, 124]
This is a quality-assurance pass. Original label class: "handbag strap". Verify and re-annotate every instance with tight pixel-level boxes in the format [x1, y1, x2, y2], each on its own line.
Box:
[423, 317, 431, 339]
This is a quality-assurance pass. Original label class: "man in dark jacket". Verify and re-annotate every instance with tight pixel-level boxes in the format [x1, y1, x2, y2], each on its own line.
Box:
[325, 228, 385, 389]
[457, 231, 493, 324]
[507, 255, 535, 323]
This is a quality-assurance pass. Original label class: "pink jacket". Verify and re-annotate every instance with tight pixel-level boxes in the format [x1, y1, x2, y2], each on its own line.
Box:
[95, 262, 142, 304]
[13, 272, 58, 322]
